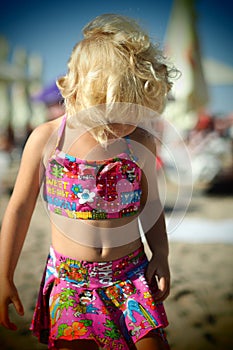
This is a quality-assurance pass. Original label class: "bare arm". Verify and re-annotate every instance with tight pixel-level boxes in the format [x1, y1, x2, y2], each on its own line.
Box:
[0, 123, 53, 330]
[139, 134, 170, 302]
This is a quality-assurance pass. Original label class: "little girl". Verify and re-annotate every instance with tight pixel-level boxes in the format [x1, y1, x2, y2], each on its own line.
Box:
[0, 14, 177, 350]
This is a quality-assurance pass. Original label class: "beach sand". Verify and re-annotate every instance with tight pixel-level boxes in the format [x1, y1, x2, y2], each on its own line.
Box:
[0, 175, 233, 349]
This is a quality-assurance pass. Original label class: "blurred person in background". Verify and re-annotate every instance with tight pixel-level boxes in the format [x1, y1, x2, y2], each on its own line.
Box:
[32, 80, 65, 121]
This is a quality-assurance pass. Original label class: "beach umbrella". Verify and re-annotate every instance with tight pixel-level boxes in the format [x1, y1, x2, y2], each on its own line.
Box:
[202, 58, 233, 86]
[164, 0, 209, 129]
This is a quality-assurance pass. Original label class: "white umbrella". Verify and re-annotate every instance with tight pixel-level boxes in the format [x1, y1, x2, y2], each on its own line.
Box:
[164, 0, 209, 113]
[202, 58, 233, 85]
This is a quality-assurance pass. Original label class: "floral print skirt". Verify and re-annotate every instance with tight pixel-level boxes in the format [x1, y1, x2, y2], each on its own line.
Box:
[30, 245, 169, 349]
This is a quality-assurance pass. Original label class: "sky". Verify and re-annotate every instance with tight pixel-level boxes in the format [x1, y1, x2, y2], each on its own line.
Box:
[0, 0, 233, 115]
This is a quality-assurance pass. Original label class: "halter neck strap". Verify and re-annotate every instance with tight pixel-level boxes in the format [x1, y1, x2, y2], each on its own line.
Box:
[124, 135, 138, 163]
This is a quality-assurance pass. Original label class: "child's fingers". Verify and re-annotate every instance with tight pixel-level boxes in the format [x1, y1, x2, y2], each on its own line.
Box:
[145, 261, 156, 283]
[0, 303, 17, 330]
[156, 276, 170, 302]
[158, 276, 167, 293]
[0, 292, 24, 330]
[12, 295, 24, 316]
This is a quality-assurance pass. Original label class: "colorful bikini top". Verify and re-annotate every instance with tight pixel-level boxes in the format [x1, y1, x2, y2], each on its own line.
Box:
[44, 115, 142, 220]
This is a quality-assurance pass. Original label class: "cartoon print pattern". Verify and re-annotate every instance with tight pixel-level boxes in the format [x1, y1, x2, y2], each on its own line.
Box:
[44, 149, 142, 220]
[31, 247, 169, 349]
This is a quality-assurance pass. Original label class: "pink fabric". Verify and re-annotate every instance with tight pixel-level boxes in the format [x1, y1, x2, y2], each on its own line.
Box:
[31, 246, 169, 349]
[43, 115, 142, 220]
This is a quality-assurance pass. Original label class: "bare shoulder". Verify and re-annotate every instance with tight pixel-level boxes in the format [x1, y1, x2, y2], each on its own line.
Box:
[23, 116, 64, 161]
[29, 116, 62, 142]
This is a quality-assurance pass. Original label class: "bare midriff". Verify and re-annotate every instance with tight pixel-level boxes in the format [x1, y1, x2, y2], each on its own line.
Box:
[51, 215, 143, 262]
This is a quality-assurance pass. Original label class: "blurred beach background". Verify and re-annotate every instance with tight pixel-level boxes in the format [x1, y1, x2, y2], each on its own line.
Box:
[0, 0, 233, 349]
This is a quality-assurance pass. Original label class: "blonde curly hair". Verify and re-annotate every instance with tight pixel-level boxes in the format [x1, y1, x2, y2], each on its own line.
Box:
[57, 14, 178, 144]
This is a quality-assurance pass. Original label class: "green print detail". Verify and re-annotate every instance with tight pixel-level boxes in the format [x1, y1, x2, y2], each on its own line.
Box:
[79, 319, 93, 327]
[50, 160, 64, 178]
[57, 323, 68, 338]
[104, 319, 121, 340]
[59, 288, 76, 310]
[54, 208, 62, 215]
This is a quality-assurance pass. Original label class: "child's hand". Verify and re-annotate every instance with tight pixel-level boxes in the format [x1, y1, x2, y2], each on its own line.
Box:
[145, 254, 170, 303]
[0, 280, 24, 330]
